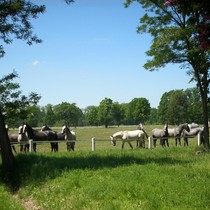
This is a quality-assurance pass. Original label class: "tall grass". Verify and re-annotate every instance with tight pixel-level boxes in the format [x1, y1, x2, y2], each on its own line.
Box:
[1, 125, 210, 209]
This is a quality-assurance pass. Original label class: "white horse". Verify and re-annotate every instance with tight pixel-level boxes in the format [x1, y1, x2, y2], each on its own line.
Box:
[110, 130, 145, 149]
[62, 125, 76, 151]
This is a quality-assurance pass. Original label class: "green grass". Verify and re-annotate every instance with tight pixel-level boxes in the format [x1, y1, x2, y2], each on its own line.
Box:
[1, 125, 210, 209]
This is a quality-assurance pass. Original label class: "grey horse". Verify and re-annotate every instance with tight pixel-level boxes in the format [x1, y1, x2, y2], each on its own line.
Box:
[152, 124, 168, 147]
[168, 123, 190, 146]
[182, 127, 203, 146]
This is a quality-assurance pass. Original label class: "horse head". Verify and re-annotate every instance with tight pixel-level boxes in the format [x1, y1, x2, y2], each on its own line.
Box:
[183, 123, 190, 132]
[164, 123, 168, 135]
[62, 125, 72, 140]
[41, 125, 52, 131]
[110, 135, 116, 146]
[18, 124, 29, 142]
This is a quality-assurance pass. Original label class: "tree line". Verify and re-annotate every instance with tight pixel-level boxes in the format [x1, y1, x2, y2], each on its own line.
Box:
[2, 72, 207, 128]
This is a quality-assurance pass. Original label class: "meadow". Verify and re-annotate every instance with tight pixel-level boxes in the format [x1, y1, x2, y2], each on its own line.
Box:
[0, 125, 210, 210]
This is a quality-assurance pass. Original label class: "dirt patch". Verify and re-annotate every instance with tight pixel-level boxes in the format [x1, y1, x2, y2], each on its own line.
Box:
[13, 194, 42, 210]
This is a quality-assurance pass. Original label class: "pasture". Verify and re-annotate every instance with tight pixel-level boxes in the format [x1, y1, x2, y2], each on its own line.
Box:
[1, 125, 210, 210]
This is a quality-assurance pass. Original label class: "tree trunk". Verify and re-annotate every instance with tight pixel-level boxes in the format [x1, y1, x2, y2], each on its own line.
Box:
[201, 95, 210, 149]
[0, 111, 16, 179]
[199, 69, 209, 149]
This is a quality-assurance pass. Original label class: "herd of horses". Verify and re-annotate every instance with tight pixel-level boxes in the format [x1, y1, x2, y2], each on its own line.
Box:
[110, 123, 204, 149]
[6, 122, 204, 152]
[6, 123, 76, 153]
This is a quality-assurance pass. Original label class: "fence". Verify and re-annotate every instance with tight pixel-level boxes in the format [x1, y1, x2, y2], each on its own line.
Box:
[10, 139, 77, 152]
[91, 132, 202, 151]
[10, 133, 202, 152]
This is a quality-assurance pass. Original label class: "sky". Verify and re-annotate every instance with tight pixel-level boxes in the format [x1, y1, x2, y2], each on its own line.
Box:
[1, 0, 196, 109]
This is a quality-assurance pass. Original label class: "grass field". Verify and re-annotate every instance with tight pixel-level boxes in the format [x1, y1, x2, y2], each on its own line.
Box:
[1, 125, 210, 210]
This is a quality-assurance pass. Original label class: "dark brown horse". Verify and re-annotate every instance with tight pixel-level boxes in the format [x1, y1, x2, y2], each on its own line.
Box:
[41, 125, 58, 152]
[23, 123, 57, 152]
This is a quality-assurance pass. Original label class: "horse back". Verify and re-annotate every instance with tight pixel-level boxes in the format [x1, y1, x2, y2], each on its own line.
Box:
[123, 130, 144, 139]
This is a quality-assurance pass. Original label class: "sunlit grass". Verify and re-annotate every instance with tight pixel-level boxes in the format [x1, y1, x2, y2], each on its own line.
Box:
[1, 125, 209, 209]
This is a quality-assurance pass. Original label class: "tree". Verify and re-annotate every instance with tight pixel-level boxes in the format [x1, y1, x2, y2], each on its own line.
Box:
[54, 102, 83, 127]
[98, 98, 113, 128]
[43, 104, 56, 126]
[25, 105, 43, 127]
[127, 98, 151, 124]
[111, 102, 125, 126]
[148, 108, 158, 124]
[125, 0, 210, 148]
[185, 87, 203, 123]
[86, 106, 100, 126]
[166, 90, 188, 125]
[158, 91, 172, 124]
[0, 71, 41, 127]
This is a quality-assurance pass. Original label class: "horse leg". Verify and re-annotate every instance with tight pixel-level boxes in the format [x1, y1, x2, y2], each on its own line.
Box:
[67, 142, 71, 151]
[33, 143, 37, 152]
[184, 137, 188, 146]
[12, 145, 17, 154]
[128, 142, 133, 149]
[71, 143, 75, 151]
[24, 144, 29, 152]
[20, 144, 23, 152]
[136, 140, 139, 148]
[160, 138, 165, 147]
[153, 139, 157, 148]
[164, 138, 169, 147]
[122, 141, 125, 149]
[55, 143, 58, 152]
[178, 138, 181, 146]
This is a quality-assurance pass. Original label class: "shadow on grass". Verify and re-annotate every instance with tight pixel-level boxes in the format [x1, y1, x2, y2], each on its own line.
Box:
[1, 152, 190, 192]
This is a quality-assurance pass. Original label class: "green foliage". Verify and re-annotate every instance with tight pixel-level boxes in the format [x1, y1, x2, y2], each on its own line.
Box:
[25, 105, 43, 127]
[54, 102, 83, 127]
[0, 0, 45, 57]
[98, 98, 114, 128]
[127, 98, 151, 124]
[43, 104, 56, 126]
[166, 90, 188, 124]
[111, 102, 125, 126]
[0, 71, 41, 127]
[85, 106, 100, 126]
[148, 107, 158, 124]
[158, 88, 204, 124]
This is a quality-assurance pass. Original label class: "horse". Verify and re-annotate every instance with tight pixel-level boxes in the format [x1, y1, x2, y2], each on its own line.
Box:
[168, 123, 190, 146]
[152, 124, 169, 147]
[110, 130, 145, 149]
[182, 127, 204, 146]
[41, 125, 58, 152]
[137, 123, 149, 148]
[22, 123, 57, 152]
[6, 124, 29, 153]
[62, 125, 76, 151]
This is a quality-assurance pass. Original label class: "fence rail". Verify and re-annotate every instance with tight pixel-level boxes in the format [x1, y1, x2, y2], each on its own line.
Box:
[9, 133, 202, 152]
[91, 133, 202, 151]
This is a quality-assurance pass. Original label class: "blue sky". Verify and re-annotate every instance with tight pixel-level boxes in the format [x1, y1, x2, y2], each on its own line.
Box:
[1, 0, 195, 109]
